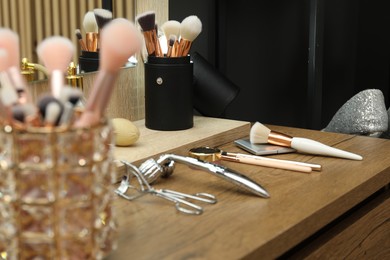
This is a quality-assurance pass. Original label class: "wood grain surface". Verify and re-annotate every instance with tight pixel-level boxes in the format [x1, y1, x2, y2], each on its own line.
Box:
[106, 121, 390, 259]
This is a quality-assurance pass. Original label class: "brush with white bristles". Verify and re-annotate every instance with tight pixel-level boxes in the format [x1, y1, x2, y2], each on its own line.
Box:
[136, 11, 162, 57]
[178, 15, 202, 57]
[83, 11, 99, 51]
[161, 20, 180, 56]
[249, 122, 363, 160]
[0, 28, 32, 104]
[74, 18, 142, 128]
[36, 36, 74, 99]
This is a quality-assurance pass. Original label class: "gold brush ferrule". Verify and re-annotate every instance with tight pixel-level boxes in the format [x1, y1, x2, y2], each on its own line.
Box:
[178, 39, 192, 57]
[142, 30, 156, 56]
[66, 62, 84, 90]
[85, 32, 98, 52]
[268, 130, 293, 147]
[219, 155, 240, 162]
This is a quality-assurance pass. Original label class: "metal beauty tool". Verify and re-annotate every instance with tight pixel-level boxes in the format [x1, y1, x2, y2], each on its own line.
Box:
[139, 154, 270, 198]
[116, 160, 217, 215]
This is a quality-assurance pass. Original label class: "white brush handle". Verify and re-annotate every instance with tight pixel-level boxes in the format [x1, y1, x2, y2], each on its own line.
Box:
[291, 137, 363, 160]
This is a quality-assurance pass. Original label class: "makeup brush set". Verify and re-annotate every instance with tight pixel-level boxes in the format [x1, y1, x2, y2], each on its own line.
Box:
[0, 17, 142, 130]
[136, 11, 202, 59]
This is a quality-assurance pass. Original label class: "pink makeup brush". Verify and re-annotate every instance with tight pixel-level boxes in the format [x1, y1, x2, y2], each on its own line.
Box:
[74, 18, 142, 128]
[0, 28, 32, 104]
[36, 36, 74, 99]
[250, 122, 363, 160]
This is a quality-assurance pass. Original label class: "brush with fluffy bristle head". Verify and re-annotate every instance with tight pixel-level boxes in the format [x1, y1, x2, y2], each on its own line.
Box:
[37, 94, 63, 125]
[37, 36, 74, 73]
[0, 48, 9, 71]
[94, 8, 113, 30]
[83, 11, 99, 33]
[0, 28, 31, 103]
[75, 18, 142, 128]
[136, 11, 162, 56]
[161, 20, 181, 39]
[166, 34, 176, 57]
[136, 11, 156, 32]
[0, 28, 20, 68]
[75, 28, 88, 51]
[99, 18, 142, 72]
[83, 11, 99, 51]
[37, 36, 74, 98]
[250, 122, 271, 144]
[178, 15, 202, 56]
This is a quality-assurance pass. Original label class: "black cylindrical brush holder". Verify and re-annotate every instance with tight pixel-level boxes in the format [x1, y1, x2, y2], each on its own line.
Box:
[79, 51, 99, 73]
[144, 56, 193, 130]
[191, 52, 240, 118]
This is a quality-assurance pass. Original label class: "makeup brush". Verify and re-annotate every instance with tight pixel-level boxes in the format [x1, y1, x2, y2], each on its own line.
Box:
[83, 11, 99, 52]
[37, 94, 64, 127]
[0, 28, 32, 104]
[178, 15, 202, 57]
[136, 11, 162, 57]
[94, 8, 113, 31]
[161, 20, 180, 56]
[75, 18, 142, 128]
[12, 103, 40, 127]
[36, 36, 74, 99]
[250, 122, 363, 160]
[75, 29, 88, 51]
[166, 35, 176, 57]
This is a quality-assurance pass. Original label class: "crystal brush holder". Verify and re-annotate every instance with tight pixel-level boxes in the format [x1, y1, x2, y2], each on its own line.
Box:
[0, 121, 117, 259]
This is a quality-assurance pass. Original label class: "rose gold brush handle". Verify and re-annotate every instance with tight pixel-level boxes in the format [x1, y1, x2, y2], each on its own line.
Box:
[74, 71, 117, 127]
[220, 155, 312, 173]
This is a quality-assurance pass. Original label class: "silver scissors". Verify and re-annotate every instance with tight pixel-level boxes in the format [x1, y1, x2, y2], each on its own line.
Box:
[116, 160, 217, 215]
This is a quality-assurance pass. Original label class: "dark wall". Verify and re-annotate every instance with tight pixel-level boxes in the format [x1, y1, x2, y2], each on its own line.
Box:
[170, 0, 390, 129]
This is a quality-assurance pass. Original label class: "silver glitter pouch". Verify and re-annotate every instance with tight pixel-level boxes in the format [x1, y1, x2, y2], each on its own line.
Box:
[323, 89, 388, 137]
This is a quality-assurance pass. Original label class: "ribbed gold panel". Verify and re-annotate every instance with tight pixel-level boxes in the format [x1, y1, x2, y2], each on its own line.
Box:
[0, 0, 135, 65]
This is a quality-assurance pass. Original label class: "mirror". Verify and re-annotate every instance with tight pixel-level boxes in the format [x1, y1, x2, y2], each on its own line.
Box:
[0, 0, 137, 82]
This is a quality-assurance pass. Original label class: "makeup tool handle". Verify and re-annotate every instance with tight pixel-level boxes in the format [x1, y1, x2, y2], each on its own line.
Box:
[291, 137, 363, 160]
[163, 154, 270, 198]
[232, 156, 312, 173]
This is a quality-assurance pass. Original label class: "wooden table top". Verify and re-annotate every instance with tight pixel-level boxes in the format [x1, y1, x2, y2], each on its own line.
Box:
[107, 118, 390, 259]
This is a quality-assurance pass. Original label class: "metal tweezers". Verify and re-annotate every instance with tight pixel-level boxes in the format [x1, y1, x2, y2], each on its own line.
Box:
[115, 160, 217, 215]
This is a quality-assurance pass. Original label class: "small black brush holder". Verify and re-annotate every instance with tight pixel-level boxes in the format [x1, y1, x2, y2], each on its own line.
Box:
[144, 56, 193, 130]
[79, 51, 99, 73]
[191, 52, 240, 118]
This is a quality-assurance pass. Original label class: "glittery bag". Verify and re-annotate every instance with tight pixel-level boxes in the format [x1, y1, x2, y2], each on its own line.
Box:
[0, 121, 117, 259]
[323, 89, 389, 137]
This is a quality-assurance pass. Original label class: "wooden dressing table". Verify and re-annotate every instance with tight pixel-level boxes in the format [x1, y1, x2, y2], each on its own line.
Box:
[108, 116, 390, 259]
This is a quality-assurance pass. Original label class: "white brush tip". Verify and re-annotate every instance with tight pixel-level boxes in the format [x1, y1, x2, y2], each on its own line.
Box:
[250, 122, 271, 144]
[45, 102, 61, 124]
[180, 15, 202, 41]
[161, 20, 181, 37]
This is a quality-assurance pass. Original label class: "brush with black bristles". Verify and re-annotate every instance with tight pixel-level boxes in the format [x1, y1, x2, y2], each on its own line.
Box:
[178, 15, 202, 57]
[75, 29, 88, 51]
[166, 35, 176, 57]
[94, 8, 113, 31]
[136, 11, 162, 57]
